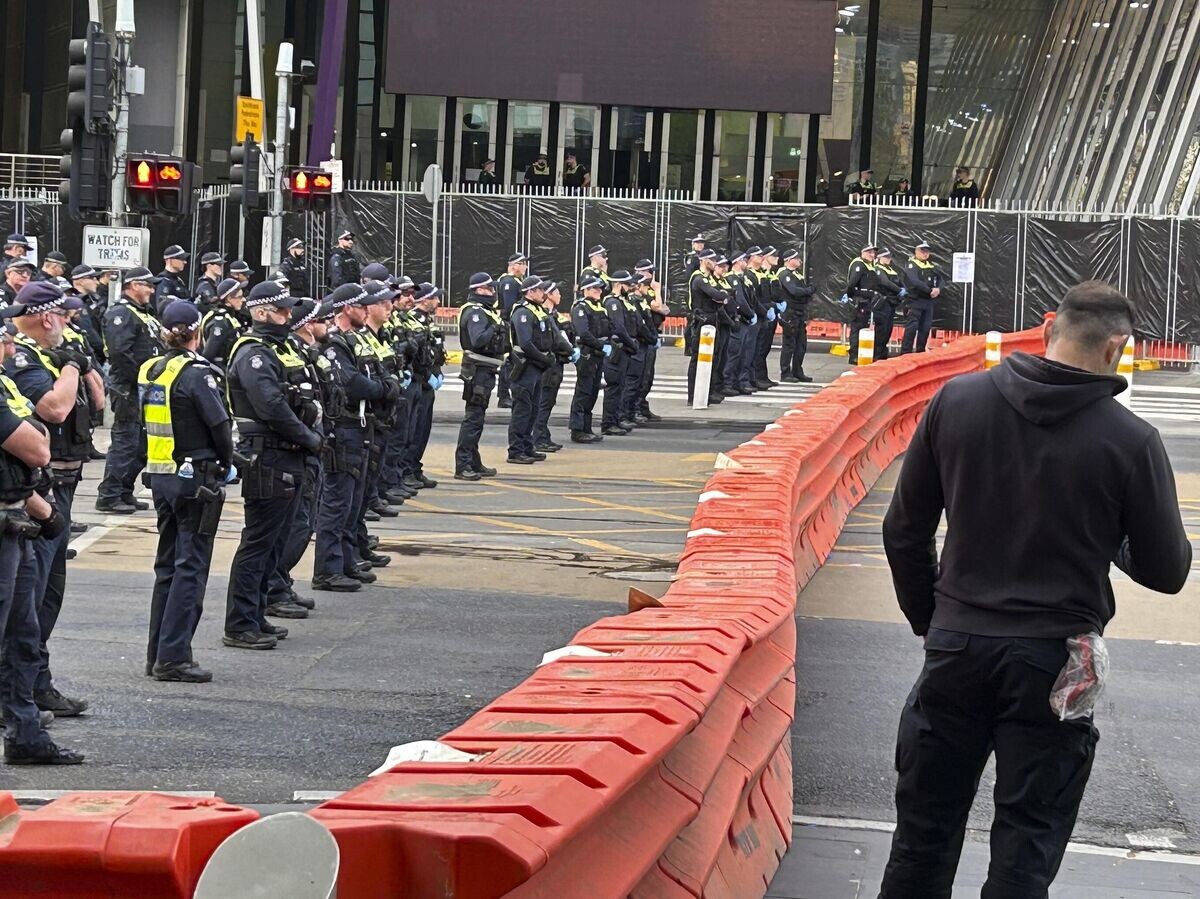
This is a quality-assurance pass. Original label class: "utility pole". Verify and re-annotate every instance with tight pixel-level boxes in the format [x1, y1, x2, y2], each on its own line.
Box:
[110, 0, 135, 229]
[268, 42, 294, 269]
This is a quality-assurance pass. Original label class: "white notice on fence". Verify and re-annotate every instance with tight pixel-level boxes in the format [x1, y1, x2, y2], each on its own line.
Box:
[82, 226, 149, 269]
[952, 252, 976, 284]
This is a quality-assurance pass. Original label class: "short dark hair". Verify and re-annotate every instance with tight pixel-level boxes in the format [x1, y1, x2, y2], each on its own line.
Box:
[1054, 281, 1135, 348]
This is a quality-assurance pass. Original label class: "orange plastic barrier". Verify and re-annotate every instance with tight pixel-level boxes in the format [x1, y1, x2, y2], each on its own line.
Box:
[0, 792, 258, 898]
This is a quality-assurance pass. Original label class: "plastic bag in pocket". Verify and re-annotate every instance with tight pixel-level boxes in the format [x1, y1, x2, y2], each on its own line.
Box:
[1050, 633, 1109, 721]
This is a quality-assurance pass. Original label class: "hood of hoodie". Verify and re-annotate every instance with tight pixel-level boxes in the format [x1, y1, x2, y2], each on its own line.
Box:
[990, 351, 1127, 426]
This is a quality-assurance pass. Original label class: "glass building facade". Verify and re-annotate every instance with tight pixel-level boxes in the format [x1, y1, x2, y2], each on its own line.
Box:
[0, 0, 1063, 201]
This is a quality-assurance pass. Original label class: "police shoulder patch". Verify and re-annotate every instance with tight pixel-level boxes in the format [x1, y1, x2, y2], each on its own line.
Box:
[113, 316, 123, 326]
[206, 375, 218, 390]
[250, 354, 263, 369]
[472, 314, 480, 322]
[212, 326, 222, 336]
[326, 348, 336, 359]
[14, 354, 28, 367]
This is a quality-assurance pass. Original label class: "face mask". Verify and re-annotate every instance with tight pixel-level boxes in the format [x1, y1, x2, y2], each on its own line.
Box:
[253, 319, 292, 341]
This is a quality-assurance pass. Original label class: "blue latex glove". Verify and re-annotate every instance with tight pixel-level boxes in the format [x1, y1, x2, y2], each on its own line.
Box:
[569, 348, 581, 364]
[750, 314, 758, 326]
[840, 293, 850, 304]
[602, 344, 614, 358]
[224, 465, 238, 484]
[426, 373, 439, 389]
[899, 288, 909, 299]
[776, 301, 787, 313]
[401, 370, 413, 389]
[766, 307, 777, 322]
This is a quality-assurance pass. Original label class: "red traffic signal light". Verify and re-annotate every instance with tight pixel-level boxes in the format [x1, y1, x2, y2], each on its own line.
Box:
[125, 154, 194, 218]
[284, 166, 333, 212]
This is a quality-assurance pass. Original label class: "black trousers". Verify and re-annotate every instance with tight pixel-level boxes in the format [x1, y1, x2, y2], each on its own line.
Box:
[97, 415, 146, 503]
[753, 314, 778, 380]
[639, 343, 658, 414]
[0, 534, 46, 749]
[534, 361, 564, 445]
[780, 314, 808, 377]
[901, 299, 935, 354]
[508, 364, 543, 457]
[880, 628, 1098, 899]
[569, 354, 602, 434]
[403, 385, 435, 478]
[21, 478, 76, 693]
[148, 476, 221, 668]
[314, 428, 368, 578]
[267, 459, 320, 603]
[456, 369, 495, 472]
[620, 348, 646, 422]
[497, 356, 512, 403]
[379, 395, 410, 497]
[873, 303, 896, 360]
[602, 350, 630, 427]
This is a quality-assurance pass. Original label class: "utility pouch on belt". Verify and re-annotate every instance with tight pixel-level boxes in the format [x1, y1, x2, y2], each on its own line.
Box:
[194, 485, 224, 537]
[0, 510, 42, 539]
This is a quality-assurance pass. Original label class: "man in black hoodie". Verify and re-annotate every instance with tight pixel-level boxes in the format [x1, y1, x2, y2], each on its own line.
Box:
[879, 281, 1190, 898]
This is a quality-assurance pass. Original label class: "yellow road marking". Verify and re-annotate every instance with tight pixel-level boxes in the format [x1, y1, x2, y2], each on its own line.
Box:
[482, 479, 694, 524]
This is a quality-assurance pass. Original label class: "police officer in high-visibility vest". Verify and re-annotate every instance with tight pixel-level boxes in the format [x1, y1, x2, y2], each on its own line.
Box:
[399, 282, 444, 491]
[358, 280, 404, 519]
[568, 275, 611, 443]
[685, 250, 732, 405]
[97, 267, 165, 513]
[752, 247, 782, 387]
[601, 271, 639, 435]
[873, 248, 904, 361]
[506, 277, 554, 463]
[777, 250, 814, 382]
[494, 253, 528, 408]
[378, 275, 417, 505]
[6, 282, 104, 719]
[192, 253, 224, 315]
[632, 260, 668, 422]
[0, 320, 84, 765]
[901, 240, 945, 354]
[455, 273, 507, 480]
[722, 252, 756, 394]
[579, 245, 613, 297]
[199, 279, 247, 378]
[532, 281, 579, 454]
[139, 300, 232, 682]
[154, 245, 190, 318]
[844, 245, 880, 365]
[223, 281, 319, 650]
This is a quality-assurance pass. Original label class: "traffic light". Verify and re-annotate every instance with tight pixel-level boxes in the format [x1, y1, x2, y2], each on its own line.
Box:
[125, 154, 194, 218]
[228, 136, 261, 210]
[284, 166, 333, 212]
[59, 21, 113, 222]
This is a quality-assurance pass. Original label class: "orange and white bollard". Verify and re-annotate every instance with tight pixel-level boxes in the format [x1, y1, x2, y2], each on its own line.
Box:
[1116, 336, 1135, 410]
[857, 328, 875, 366]
[692, 325, 717, 410]
[985, 331, 1002, 369]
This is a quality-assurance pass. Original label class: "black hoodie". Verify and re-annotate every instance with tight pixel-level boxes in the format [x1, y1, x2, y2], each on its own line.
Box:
[883, 352, 1191, 638]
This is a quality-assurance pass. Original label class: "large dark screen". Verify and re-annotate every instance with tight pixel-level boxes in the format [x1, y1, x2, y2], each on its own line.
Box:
[386, 0, 836, 113]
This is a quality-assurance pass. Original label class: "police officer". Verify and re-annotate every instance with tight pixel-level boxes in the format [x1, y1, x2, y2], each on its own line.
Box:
[378, 276, 417, 504]
[38, 252, 68, 283]
[192, 253, 224, 315]
[279, 238, 310, 298]
[722, 252, 756, 395]
[263, 299, 341, 616]
[601, 271, 638, 435]
[311, 283, 396, 593]
[7, 282, 104, 719]
[752, 247, 782, 388]
[328, 231, 361, 287]
[949, 166, 980, 206]
[361, 280, 405, 518]
[228, 260, 252, 287]
[0, 321, 83, 765]
[632, 259, 667, 423]
[455, 273, 506, 480]
[495, 253, 528, 408]
[223, 282, 318, 648]
[845, 244, 880, 365]
[683, 235, 706, 281]
[3, 234, 32, 263]
[741, 248, 768, 392]
[478, 159, 497, 187]
[579, 245, 612, 296]
[154, 245, 190, 317]
[873, 248, 904, 361]
[507, 277, 554, 463]
[901, 240, 945, 354]
[140, 300, 231, 682]
[399, 282, 444, 491]
[200, 279, 248, 377]
[68, 265, 106, 365]
[778, 250, 814, 382]
[568, 276, 611, 444]
[533, 281, 579, 454]
[685, 250, 731, 405]
[97, 267, 165, 513]
[847, 168, 879, 201]
[1, 257, 35, 309]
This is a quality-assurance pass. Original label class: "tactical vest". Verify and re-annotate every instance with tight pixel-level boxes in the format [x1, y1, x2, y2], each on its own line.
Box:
[514, 302, 555, 353]
[139, 354, 194, 475]
[13, 335, 92, 462]
[458, 301, 507, 356]
[226, 334, 310, 424]
[0, 375, 38, 502]
[575, 298, 613, 342]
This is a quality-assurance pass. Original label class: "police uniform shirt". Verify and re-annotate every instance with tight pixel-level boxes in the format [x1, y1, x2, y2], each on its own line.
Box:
[0, 281, 18, 308]
[579, 266, 611, 297]
[603, 293, 639, 354]
[509, 302, 555, 369]
[156, 271, 188, 315]
[147, 355, 231, 467]
[903, 257, 942, 299]
[200, 308, 244, 371]
[228, 338, 322, 453]
[193, 275, 219, 308]
[461, 303, 502, 354]
[725, 273, 755, 323]
[0, 382, 30, 444]
[778, 269, 814, 312]
[572, 297, 610, 355]
[323, 329, 385, 409]
[496, 274, 523, 320]
[279, 256, 310, 297]
[562, 162, 589, 188]
[327, 247, 362, 287]
[104, 296, 165, 396]
[6, 342, 58, 408]
[847, 258, 878, 299]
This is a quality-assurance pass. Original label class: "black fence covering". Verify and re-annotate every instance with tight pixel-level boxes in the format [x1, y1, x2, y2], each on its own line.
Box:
[8, 189, 1200, 341]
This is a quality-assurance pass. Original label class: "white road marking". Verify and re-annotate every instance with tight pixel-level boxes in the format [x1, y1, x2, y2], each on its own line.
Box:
[292, 791, 341, 802]
[11, 789, 216, 801]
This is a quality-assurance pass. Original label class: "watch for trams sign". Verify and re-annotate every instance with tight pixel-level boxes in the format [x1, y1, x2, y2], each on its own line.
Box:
[82, 226, 151, 270]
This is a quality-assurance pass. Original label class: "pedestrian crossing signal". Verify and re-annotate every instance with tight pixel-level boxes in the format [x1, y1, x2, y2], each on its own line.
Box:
[284, 166, 333, 213]
[125, 154, 194, 218]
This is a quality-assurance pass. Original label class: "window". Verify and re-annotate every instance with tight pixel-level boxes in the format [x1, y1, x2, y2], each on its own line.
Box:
[508, 101, 549, 185]
[663, 110, 702, 193]
[609, 105, 654, 189]
[871, 0, 921, 189]
[817, 2, 872, 189]
[404, 95, 444, 183]
[715, 110, 755, 201]
[560, 104, 600, 186]
[767, 114, 809, 203]
[455, 98, 497, 184]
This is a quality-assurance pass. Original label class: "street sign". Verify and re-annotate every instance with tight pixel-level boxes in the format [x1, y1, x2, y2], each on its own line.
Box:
[82, 225, 149, 269]
[320, 158, 344, 193]
[422, 164, 442, 205]
[235, 95, 265, 144]
[952, 251, 976, 284]
[261, 216, 275, 268]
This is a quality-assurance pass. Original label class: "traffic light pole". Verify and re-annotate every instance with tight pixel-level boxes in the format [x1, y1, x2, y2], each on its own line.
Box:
[269, 43, 294, 269]
[110, 8, 134, 228]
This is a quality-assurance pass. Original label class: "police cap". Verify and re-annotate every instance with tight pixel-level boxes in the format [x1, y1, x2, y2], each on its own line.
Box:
[414, 282, 444, 301]
[697, 248, 717, 261]
[508, 252, 528, 265]
[245, 280, 300, 309]
[634, 259, 655, 272]
[5, 281, 83, 318]
[4, 234, 32, 250]
[362, 280, 400, 304]
[43, 251, 68, 265]
[70, 264, 98, 281]
[228, 260, 252, 275]
[361, 262, 391, 281]
[326, 283, 367, 310]
[199, 252, 224, 266]
[290, 298, 320, 330]
[469, 272, 494, 290]
[579, 275, 605, 292]
[122, 266, 161, 285]
[217, 278, 243, 301]
[4, 257, 36, 272]
[520, 276, 544, 293]
[161, 299, 202, 331]
[608, 270, 633, 283]
[586, 245, 608, 258]
[163, 244, 190, 261]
